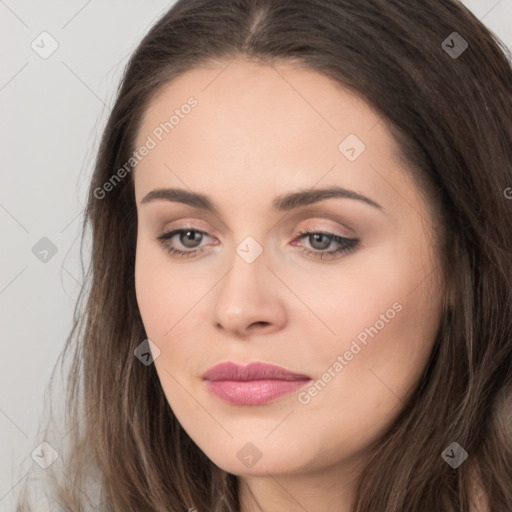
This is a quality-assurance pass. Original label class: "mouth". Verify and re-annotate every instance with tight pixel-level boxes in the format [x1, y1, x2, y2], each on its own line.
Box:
[202, 361, 312, 406]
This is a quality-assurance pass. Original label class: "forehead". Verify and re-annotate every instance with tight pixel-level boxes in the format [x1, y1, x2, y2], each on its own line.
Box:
[132, 58, 419, 220]
[136, 58, 386, 149]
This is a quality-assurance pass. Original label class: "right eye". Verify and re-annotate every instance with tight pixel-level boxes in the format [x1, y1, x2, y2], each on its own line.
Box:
[156, 228, 214, 258]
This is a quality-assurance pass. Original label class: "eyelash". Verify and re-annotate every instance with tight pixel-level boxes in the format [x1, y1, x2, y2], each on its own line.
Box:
[156, 226, 359, 261]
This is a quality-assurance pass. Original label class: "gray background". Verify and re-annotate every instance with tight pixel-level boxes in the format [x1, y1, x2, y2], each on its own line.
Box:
[1, 1, 511, 510]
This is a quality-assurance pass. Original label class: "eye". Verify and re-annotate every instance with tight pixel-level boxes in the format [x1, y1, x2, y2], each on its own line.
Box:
[156, 227, 213, 259]
[292, 228, 359, 260]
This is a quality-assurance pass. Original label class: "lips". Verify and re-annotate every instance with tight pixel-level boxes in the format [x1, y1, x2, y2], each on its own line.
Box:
[202, 361, 312, 405]
[202, 361, 311, 382]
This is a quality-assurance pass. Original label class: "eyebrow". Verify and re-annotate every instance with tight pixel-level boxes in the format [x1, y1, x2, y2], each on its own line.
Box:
[140, 186, 383, 213]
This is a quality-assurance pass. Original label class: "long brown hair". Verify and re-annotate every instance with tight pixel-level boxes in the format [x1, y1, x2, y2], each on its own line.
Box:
[15, 0, 512, 510]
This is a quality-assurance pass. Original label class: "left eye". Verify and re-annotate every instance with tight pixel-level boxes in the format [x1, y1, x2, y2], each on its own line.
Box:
[156, 228, 359, 260]
[292, 229, 359, 259]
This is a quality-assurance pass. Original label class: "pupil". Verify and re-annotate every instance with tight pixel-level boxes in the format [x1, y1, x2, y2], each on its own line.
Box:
[182, 230, 201, 248]
[311, 233, 330, 250]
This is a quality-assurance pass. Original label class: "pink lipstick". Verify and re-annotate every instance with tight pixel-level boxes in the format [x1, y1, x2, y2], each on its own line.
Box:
[202, 361, 311, 405]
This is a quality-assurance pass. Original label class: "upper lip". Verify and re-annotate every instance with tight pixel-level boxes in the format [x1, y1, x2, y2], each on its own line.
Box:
[202, 361, 311, 382]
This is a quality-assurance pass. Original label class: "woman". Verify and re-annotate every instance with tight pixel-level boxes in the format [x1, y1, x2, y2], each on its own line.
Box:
[15, 0, 512, 510]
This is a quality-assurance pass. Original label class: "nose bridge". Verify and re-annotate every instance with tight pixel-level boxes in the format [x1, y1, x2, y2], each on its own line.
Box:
[219, 236, 268, 305]
[212, 234, 284, 334]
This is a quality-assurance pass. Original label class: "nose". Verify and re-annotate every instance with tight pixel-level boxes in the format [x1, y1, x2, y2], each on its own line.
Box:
[212, 250, 286, 338]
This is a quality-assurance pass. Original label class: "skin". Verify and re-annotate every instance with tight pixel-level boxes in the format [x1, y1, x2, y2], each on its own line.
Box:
[133, 58, 446, 512]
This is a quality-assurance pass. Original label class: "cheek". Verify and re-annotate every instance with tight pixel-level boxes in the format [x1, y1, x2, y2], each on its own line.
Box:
[134, 239, 211, 368]
[286, 232, 440, 350]
[294, 280, 442, 465]
[298, 233, 442, 410]
[135, 261, 162, 337]
[134, 249, 198, 417]
[134, 238, 176, 341]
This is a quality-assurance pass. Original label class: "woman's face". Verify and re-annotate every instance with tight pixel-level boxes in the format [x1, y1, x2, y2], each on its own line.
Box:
[133, 58, 444, 481]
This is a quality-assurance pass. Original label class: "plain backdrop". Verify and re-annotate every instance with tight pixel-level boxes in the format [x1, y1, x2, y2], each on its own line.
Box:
[1, 1, 511, 510]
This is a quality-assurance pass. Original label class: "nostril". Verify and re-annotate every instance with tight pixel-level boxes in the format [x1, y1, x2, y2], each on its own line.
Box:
[251, 321, 269, 328]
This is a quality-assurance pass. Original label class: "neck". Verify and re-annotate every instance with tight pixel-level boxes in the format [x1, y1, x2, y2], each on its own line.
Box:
[237, 455, 365, 512]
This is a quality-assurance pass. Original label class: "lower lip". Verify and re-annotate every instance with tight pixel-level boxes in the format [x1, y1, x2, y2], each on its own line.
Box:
[204, 379, 310, 405]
